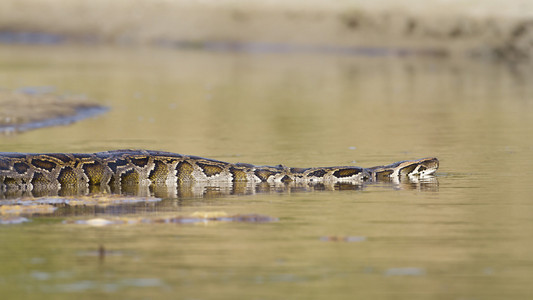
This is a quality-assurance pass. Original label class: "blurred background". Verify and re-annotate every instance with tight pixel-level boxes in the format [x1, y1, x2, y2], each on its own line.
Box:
[1, 1, 533, 299]
[1, 0, 533, 60]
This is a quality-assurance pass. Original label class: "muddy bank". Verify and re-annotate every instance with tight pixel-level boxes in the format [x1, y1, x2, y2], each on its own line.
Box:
[0, 89, 107, 134]
[0, 0, 533, 60]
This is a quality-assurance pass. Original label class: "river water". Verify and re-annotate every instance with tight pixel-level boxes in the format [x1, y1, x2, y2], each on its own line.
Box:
[0, 45, 533, 299]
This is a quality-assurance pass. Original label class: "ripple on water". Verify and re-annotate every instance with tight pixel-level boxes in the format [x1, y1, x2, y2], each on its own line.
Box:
[384, 267, 426, 276]
[51, 278, 165, 293]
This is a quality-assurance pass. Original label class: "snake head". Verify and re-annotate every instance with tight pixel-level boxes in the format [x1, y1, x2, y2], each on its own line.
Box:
[402, 157, 439, 177]
[368, 157, 439, 180]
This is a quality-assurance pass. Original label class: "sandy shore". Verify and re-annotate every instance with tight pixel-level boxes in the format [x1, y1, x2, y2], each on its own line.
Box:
[1, 0, 533, 60]
[0, 89, 107, 134]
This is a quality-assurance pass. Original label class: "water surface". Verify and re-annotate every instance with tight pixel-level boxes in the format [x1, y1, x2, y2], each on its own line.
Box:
[0, 45, 533, 299]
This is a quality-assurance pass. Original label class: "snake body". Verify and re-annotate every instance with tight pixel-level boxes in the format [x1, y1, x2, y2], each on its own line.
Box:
[0, 150, 438, 193]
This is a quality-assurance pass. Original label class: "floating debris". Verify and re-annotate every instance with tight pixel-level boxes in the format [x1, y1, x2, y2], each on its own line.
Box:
[163, 213, 277, 224]
[0, 195, 162, 221]
[86, 218, 116, 227]
[62, 195, 162, 207]
[0, 216, 30, 225]
[77, 245, 123, 259]
[0, 195, 161, 208]
[65, 212, 278, 226]
[190, 211, 229, 218]
[99, 245, 105, 262]
[320, 236, 367, 242]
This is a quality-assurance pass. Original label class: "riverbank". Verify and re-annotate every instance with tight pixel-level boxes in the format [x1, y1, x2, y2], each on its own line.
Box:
[0, 89, 107, 134]
[1, 0, 533, 60]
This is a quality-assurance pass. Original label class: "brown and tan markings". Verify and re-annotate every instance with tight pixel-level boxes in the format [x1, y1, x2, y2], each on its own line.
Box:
[0, 150, 438, 192]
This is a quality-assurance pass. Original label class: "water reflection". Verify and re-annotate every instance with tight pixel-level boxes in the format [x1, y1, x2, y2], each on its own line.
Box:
[0, 177, 438, 223]
[0, 175, 438, 200]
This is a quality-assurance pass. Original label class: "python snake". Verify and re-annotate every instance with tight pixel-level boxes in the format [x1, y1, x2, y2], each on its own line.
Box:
[0, 150, 438, 194]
